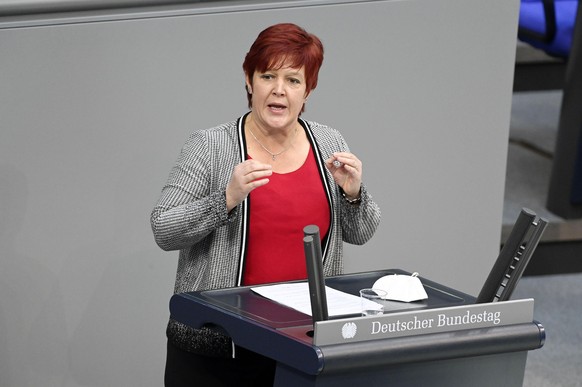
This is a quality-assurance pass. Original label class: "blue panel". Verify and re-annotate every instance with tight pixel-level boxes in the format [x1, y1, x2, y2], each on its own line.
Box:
[519, 0, 579, 57]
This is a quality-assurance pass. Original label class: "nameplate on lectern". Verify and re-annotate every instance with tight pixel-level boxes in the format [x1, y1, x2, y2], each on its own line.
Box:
[313, 298, 534, 346]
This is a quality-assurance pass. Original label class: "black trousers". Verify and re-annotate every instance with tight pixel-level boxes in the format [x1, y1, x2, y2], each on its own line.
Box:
[164, 340, 277, 387]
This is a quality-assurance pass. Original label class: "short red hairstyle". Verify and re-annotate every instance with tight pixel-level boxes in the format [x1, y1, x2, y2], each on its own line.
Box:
[242, 23, 324, 110]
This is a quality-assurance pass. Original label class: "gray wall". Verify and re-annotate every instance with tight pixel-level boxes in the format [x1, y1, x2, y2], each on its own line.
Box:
[0, 0, 519, 385]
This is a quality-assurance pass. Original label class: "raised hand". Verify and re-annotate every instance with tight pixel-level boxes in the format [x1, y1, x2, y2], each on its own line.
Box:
[325, 152, 362, 199]
[226, 160, 272, 211]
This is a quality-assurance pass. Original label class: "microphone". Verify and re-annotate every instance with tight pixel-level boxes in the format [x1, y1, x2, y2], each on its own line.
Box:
[303, 225, 328, 322]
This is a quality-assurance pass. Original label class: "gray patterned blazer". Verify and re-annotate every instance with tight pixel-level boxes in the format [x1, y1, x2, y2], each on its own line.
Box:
[151, 113, 381, 356]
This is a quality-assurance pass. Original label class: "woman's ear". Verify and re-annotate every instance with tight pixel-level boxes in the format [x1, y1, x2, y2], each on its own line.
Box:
[245, 74, 252, 94]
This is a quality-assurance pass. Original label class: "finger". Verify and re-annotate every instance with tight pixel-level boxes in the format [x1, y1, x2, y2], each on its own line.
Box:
[334, 159, 361, 175]
[325, 156, 343, 169]
[332, 152, 355, 161]
[240, 159, 272, 172]
[343, 165, 362, 181]
[332, 153, 360, 167]
[248, 177, 270, 190]
[244, 169, 273, 183]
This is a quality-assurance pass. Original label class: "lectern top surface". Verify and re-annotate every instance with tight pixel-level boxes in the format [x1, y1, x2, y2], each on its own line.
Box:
[195, 269, 471, 329]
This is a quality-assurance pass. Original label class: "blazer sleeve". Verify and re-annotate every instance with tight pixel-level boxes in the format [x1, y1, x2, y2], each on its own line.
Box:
[150, 130, 236, 251]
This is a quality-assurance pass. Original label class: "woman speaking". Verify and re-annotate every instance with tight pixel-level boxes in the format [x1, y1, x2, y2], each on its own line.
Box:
[151, 23, 381, 386]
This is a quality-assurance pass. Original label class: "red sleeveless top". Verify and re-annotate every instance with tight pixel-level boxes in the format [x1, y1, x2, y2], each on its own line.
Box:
[243, 147, 331, 286]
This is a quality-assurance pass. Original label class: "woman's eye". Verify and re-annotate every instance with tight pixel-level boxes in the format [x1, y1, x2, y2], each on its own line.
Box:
[289, 78, 300, 84]
[260, 74, 273, 80]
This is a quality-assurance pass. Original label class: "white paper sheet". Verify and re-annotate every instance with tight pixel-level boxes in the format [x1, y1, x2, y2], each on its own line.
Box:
[251, 282, 379, 317]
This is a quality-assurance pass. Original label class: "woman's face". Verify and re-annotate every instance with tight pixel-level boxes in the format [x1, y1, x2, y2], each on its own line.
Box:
[246, 63, 309, 133]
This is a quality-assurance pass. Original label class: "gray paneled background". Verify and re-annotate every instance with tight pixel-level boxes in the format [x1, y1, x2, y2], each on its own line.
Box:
[0, 1, 519, 385]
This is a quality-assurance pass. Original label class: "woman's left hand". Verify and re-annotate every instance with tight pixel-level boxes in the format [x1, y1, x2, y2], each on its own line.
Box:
[325, 152, 362, 199]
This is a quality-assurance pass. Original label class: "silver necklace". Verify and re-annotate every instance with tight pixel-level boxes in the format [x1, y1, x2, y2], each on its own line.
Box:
[248, 125, 298, 161]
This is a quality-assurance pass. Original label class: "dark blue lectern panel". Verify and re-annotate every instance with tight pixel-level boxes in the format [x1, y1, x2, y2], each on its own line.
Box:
[169, 269, 544, 386]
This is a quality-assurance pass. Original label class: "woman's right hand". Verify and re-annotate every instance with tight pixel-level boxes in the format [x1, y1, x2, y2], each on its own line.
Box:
[226, 160, 272, 211]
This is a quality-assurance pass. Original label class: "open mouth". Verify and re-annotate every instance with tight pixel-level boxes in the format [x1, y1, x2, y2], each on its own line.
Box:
[268, 103, 286, 111]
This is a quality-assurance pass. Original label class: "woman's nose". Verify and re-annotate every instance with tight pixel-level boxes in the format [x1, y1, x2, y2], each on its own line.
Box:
[272, 80, 285, 96]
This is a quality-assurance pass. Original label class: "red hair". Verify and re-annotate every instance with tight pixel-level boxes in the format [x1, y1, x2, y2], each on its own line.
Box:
[242, 23, 324, 110]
